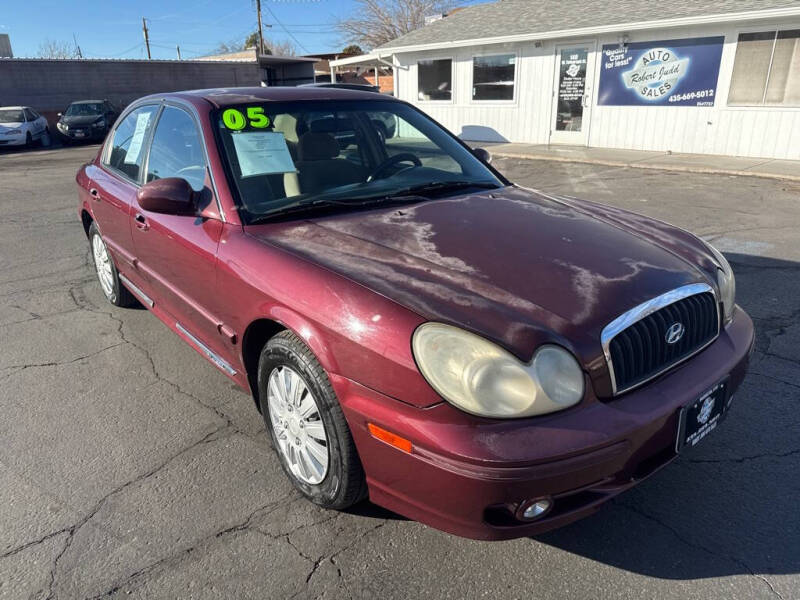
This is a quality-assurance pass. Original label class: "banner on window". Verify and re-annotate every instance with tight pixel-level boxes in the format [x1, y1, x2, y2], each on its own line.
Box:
[597, 36, 724, 106]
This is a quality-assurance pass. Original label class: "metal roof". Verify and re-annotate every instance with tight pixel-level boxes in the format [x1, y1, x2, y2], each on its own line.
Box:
[379, 0, 800, 50]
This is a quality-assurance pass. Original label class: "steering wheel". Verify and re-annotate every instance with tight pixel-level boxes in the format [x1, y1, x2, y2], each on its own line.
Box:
[367, 153, 422, 182]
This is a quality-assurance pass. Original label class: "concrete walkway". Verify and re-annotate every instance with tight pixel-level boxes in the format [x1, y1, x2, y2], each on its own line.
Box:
[475, 142, 800, 182]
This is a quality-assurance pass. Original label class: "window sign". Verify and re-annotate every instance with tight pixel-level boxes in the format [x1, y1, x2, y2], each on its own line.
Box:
[231, 131, 295, 177]
[556, 48, 587, 131]
[598, 37, 724, 106]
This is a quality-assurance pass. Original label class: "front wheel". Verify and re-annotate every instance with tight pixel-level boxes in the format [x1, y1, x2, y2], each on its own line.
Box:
[88, 222, 136, 307]
[258, 331, 367, 509]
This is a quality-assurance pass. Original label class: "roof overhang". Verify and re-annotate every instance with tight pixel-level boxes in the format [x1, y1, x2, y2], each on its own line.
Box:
[258, 54, 319, 65]
[329, 53, 398, 68]
[362, 5, 800, 57]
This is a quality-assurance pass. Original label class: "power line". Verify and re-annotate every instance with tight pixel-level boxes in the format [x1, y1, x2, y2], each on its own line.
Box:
[264, 4, 310, 54]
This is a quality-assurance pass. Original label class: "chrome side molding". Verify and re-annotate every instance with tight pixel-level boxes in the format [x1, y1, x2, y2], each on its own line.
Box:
[119, 273, 154, 307]
[176, 322, 237, 376]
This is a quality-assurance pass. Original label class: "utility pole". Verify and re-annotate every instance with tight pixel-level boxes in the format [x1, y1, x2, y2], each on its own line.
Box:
[256, 0, 264, 54]
[176, 45, 181, 60]
[142, 17, 151, 60]
[72, 33, 83, 58]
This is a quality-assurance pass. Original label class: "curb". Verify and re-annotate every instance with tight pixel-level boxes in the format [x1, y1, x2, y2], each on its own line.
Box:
[490, 151, 800, 183]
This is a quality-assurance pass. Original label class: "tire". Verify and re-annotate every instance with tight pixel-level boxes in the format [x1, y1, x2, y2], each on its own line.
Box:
[258, 331, 367, 510]
[39, 128, 51, 148]
[88, 222, 136, 307]
[25, 132, 32, 147]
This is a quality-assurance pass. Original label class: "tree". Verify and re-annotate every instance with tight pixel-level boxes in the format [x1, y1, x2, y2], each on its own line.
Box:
[342, 44, 364, 56]
[211, 32, 296, 56]
[336, 0, 457, 50]
[37, 39, 79, 59]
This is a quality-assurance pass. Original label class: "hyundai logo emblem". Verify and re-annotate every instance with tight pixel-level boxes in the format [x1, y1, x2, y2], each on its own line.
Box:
[665, 322, 685, 344]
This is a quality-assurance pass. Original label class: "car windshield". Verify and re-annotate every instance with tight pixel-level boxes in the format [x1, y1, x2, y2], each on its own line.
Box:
[213, 99, 504, 223]
[65, 103, 103, 116]
[0, 109, 25, 123]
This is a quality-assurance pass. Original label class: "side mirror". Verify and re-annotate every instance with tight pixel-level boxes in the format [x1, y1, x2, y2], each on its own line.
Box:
[473, 147, 492, 164]
[57, 112, 62, 117]
[136, 178, 196, 215]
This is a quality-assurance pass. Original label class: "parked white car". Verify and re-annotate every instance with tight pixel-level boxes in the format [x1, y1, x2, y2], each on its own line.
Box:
[0, 106, 51, 148]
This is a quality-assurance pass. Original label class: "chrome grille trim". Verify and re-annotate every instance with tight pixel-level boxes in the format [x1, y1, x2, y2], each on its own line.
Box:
[600, 283, 719, 396]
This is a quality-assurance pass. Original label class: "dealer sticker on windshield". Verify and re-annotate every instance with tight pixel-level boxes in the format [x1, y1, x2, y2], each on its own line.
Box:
[231, 131, 295, 177]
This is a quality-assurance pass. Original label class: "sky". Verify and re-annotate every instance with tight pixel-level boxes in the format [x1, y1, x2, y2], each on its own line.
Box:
[0, 0, 367, 59]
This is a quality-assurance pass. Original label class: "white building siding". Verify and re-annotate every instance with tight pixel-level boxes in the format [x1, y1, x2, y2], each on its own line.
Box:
[392, 18, 800, 160]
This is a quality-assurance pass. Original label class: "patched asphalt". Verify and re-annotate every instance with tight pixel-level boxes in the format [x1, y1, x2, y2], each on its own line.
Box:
[1, 145, 798, 599]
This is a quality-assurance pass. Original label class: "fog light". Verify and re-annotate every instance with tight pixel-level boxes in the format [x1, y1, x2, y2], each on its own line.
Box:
[518, 498, 553, 521]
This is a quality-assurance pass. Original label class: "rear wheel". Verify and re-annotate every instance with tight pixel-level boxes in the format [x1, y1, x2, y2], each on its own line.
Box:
[258, 331, 367, 509]
[88, 222, 136, 307]
[39, 128, 51, 147]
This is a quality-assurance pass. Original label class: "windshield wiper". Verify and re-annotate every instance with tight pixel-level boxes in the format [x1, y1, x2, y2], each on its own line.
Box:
[387, 180, 500, 198]
[248, 194, 430, 224]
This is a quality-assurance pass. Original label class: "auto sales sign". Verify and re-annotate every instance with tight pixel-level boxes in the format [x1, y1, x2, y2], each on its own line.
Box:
[598, 37, 724, 106]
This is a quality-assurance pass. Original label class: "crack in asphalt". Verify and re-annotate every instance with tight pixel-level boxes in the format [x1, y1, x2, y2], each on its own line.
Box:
[86, 495, 294, 599]
[41, 424, 231, 600]
[616, 503, 785, 600]
[685, 448, 800, 465]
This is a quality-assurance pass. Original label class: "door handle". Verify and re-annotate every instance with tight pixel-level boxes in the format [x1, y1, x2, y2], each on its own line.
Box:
[90, 188, 101, 201]
[134, 213, 150, 231]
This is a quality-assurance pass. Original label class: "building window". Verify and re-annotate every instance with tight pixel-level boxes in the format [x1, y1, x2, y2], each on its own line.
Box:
[418, 59, 452, 101]
[472, 54, 515, 101]
[729, 29, 800, 106]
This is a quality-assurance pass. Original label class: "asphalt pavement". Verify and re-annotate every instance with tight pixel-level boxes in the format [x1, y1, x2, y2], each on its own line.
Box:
[1, 144, 798, 599]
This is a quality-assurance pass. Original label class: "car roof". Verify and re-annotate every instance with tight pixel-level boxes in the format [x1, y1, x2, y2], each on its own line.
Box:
[69, 100, 106, 104]
[139, 86, 398, 108]
[0, 106, 28, 110]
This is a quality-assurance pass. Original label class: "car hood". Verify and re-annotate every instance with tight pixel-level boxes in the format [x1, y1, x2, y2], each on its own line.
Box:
[60, 115, 101, 126]
[247, 186, 719, 393]
[0, 122, 24, 130]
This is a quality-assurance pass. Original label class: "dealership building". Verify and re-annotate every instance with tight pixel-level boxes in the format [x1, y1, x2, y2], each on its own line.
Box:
[332, 0, 800, 160]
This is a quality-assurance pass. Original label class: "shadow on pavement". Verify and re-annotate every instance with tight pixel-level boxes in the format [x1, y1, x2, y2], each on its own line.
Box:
[536, 252, 799, 579]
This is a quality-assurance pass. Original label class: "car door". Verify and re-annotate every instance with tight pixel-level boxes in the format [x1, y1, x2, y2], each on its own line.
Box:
[88, 104, 159, 270]
[23, 109, 41, 139]
[133, 103, 229, 363]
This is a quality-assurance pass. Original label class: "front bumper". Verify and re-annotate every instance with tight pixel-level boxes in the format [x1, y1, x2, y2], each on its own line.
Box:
[58, 125, 105, 141]
[334, 306, 754, 540]
[0, 134, 26, 146]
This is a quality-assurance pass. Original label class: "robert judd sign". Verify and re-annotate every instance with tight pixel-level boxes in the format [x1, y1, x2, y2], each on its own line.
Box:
[598, 36, 724, 106]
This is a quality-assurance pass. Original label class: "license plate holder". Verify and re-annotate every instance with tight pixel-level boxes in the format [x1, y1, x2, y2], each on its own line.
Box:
[676, 379, 729, 452]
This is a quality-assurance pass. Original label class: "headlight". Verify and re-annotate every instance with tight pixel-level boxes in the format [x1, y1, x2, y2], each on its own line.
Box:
[93, 119, 106, 128]
[7, 128, 22, 135]
[57, 122, 66, 130]
[705, 242, 736, 324]
[412, 323, 585, 418]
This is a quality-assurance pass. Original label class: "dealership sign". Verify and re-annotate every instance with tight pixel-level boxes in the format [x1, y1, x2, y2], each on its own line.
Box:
[598, 37, 724, 106]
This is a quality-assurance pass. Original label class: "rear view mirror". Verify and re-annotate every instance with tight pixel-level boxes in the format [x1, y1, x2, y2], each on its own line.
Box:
[473, 147, 492, 164]
[136, 178, 196, 215]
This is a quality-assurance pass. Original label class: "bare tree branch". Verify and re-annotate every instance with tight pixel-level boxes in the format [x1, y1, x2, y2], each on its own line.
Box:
[336, 0, 458, 50]
[37, 39, 79, 59]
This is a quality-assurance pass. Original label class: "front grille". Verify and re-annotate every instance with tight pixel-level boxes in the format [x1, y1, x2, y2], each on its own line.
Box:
[605, 288, 719, 394]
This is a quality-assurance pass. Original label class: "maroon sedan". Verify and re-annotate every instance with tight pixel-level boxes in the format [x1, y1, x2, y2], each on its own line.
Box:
[77, 87, 753, 540]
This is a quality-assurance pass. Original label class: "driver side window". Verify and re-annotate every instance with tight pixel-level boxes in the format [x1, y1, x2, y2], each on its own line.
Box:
[146, 106, 207, 192]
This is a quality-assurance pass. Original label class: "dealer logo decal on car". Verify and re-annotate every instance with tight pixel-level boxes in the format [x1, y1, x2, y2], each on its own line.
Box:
[697, 396, 715, 425]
